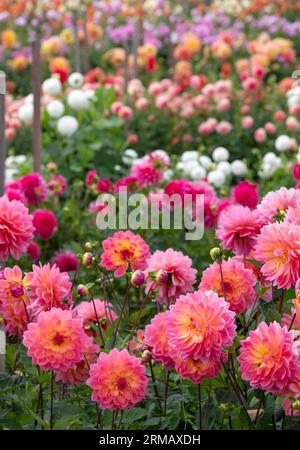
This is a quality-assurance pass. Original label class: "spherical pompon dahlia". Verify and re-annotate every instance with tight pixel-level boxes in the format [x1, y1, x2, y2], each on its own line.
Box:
[100, 231, 150, 277]
[87, 349, 148, 410]
[174, 354, 224, 384]
[216, 204, 264, 256]
[32, 209, 58, 240]
[23, 308, 91, 372]
[258, 187, 300, 222]
[145, 248, 197, 304]
[199, 258, 257, 314]
[26, 263, 73, 316]
[166, 290, 236, 361]
[19, 172, 48, 205]
[144, 311, 175, 369]
[0, 195, 34, 261]
[254, 221, 300, 289]
[74, 299, 117, 336]
[52, 250, 79, 272]
[238, 322, 299, 395]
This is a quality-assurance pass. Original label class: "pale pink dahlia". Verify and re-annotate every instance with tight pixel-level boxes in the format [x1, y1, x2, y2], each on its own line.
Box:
[0, 265, 30, 337]
[238, 321, 300, 395]
[74, 299, 117, 336]
[144, 311, 175, 369]
[145, 248, 197, 305]
[87, 349, 148, 410]
[258, 187, 300, 222]
[100, 231, 150, 277]
[254, 221, 300, 289]
[216, 204, 265, 256]
[166, 290, 236, 361]
[173, 354, 224, 384]
[23, 308, 91, 372]
[0, 195, 34, 261]
[55, 340, 99, 385]
[199, 258, 257, 314]
[26, 263, 73, 317]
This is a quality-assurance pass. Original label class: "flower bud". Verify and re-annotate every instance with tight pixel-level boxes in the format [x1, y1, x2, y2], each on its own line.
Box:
[47, 161, 57, 172]
[84, 242, 93, 252]
[82, 252, 94, 267]
[292, 399, 300, 411]
[210, 247, 222, 261]
[131, 270, 146, 287]
[142, 350, 152, 363]
[156, 269, 168, 284]
[77, 284, 88, 297]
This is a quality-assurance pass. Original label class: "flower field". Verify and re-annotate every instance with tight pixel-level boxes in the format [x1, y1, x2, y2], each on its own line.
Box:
[1, 0, 300, 432]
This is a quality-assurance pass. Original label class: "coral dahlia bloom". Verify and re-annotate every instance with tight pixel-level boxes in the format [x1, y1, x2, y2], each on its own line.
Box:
[55, 340, 99, 385]
[0, 266, 30, 337]
[26, 263, 73, 317]
[0, 195, 34, 261]
[216, 204, 265, 256]
[145, 248, 197, 304]
[199, 258, 257, 314]
[258, 187, 300, 222]
[173, 354, 224, 384]
[254, 221, 300, 289]
[238, 322, 299, 395]
[23, 308, 91, 372]
[100, 231, 150, 277]
[144, 311, 175, 369]
[87, 349, 148, 410]
[74, 299, 117, 336]
[32, 209, 58, 240]
[166, 290, 236, 361]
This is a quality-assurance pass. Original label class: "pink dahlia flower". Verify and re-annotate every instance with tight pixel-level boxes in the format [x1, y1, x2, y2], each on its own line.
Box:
[48, 174, 67, 196]
[0, 266, 30, 337]
[26, 263, 73, 317]
[19, 172, 48, 205]
[32, 209, 58, 240]
[145, 248, 197, 305]
[232, 181, 259, 209]
[100, 231, 150, 277]
[144, 311, 175, 369]
[216, 204, 265, 256]
[87, 349, 148, 410]
[23, 308, 92, 372]
[238, 321, 300, 395]
[166, 290, 236, 361]
[52, 250, 79, 272]
[254, 221, 300, 289]
[258, 187, 300, 222]
[55, 340, 99, 385]
[0, 195, 34, 261]
[173, 354, 225, 384]
[74, 299, 117, 336]
[130, 151, 170, 188]
[26, 241, 41, 261]
[199, 258, 257, 314]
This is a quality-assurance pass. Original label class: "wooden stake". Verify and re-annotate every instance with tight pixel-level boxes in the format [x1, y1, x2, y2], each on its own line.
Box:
[0, 71, 6, 195]
[72, 9, 81, 73]
[31, 38, 42, 173]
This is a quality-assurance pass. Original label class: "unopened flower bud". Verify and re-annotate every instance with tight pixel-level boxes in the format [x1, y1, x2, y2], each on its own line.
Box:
[142, 350, 152, 363]
[77, 284, 88, 297]
[131, 270, 146, 287]
[156, 269, 168, 284]
[84, 242, 93, 252]
[47, 161, 57, 172]
[292, 399, 300, 411]
[82, 252, 94, 267]
[210, 247, 222, 261]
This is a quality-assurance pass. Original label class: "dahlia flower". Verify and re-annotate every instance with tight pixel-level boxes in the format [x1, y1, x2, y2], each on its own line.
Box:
[0, 266, 30, 337]
[23, 308, 92, 372]
[216, 204, 265, 256]
[258, 187, 300, 222]
[199, 258, 257, 314]
[174, 354, 224, 384]
[19, 173, 48, 205]
[144, 311, 175, 369]
[100, 231, 150, 277]
[26, 263, 73, 317]
[87, 349, 148, 410]
[254, 221, 300, 289]
[32, 209, 58, 240]
[74, 299, 117, 336]
[166, 290, 236, 361]
[130, 150, 170, 188]
[232, 181, 259, 209]
[52, 250, 79, 272]
[145, 248, 197, 304]
[48, 174, 67, 196]
[0, 195, 34, 261]
[238, 322, 300, 395]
